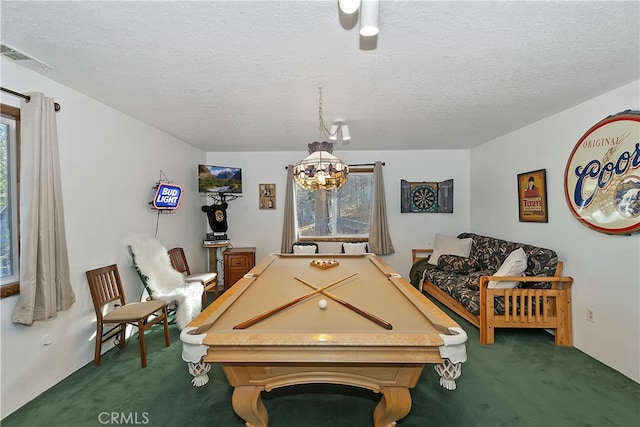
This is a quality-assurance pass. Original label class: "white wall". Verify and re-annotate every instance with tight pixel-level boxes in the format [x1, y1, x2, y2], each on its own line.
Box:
[205, 149, 470, 277]
[470, 80, 640, 382]
[0, 59, 207, 418]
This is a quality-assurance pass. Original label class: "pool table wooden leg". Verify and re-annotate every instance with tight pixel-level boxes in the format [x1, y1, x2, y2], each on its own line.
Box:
[373, 386, 411, 427]
[232, 385, 268, 427]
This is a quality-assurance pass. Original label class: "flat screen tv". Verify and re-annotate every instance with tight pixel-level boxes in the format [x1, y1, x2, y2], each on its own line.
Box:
[198, 164, 242, 194]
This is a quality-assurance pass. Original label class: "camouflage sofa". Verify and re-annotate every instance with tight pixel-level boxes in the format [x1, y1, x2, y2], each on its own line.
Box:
[410, 233, 573, 346]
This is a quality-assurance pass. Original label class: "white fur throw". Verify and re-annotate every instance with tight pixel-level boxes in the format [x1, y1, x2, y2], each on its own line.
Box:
[128, 237, 203, 329]
[147, 285, 202, 330]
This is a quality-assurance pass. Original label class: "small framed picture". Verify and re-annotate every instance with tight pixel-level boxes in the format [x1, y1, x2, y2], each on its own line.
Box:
[517, 169, 548, 223]
[259, 184, 276, 210]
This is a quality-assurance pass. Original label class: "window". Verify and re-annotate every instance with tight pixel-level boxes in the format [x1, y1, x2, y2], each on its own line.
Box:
[295, 168, 373, 240]
[1, 104, 20, 298]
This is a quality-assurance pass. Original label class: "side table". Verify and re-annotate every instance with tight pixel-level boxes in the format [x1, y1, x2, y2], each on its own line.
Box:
[202, 241, 230, 275]
[223, 247, 256, 290]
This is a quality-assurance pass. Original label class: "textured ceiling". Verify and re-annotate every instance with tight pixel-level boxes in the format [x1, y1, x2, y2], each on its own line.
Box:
[1, 1, 638, 152]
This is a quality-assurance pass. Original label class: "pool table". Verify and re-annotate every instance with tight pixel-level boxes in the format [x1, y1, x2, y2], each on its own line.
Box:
[181, 253, 467, 427]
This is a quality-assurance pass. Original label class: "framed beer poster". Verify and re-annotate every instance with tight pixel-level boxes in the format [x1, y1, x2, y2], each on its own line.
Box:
[518, 169, 548, 222]
[564, 110, 640, 235]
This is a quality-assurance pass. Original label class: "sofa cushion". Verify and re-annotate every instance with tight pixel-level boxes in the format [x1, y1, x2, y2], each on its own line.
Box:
[424, 268, 492, 293]
[457, 233, 559, 287]
[450, 283, 481, 316]
[424, 269, 459, 294]
[428, 234, 473, 265]
[488, 248, 528, 289]
[437, 255, 479, 274]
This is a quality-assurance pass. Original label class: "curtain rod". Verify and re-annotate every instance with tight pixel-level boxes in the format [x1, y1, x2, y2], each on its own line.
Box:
[349, 163, 385, 167]
[285, 162, 385, 169]
[1, 87, 61, 112]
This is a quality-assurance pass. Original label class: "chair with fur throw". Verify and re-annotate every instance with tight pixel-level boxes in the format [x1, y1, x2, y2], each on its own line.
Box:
[127, 237, 203, 330]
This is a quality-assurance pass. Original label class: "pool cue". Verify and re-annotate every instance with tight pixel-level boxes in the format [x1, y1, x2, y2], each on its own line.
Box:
[233, 273, 359, 329]
[294, 277, 393, 330]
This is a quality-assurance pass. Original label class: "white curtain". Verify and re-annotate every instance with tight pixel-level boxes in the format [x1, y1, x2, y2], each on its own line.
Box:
[280, 165, 296, 253]
[368, 161, 395, 255]
[12, 93, 75, 325]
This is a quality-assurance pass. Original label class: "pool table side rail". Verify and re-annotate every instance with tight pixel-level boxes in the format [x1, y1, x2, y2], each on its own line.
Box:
[203, 343, 447, 364]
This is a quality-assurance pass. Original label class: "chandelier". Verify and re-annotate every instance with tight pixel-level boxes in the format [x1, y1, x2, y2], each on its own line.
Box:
[293, 89, 349, 191]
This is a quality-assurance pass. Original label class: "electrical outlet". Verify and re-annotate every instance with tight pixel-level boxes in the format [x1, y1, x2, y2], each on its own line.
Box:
[586, 308, 595, 323]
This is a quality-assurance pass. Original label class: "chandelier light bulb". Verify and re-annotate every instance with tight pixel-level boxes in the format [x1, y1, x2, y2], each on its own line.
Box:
[318, 171, 326, 185]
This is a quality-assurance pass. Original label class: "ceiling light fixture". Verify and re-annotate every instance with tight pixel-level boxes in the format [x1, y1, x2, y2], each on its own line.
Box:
[329, 123, 339, 141]
[359, 0, 379, 37]
[329, 119, 350, 142]
[293, 88, 349, 191]
[339, 0, 361, 14]
[340, 122, 351, 141]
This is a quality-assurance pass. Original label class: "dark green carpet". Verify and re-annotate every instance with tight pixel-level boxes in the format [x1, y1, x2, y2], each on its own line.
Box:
[3, 299, 639, 427]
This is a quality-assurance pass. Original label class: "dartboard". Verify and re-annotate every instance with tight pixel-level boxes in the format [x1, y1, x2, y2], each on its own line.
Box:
[411, 185, 437, 212]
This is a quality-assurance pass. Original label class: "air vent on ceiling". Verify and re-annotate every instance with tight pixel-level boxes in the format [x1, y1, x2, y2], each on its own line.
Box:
[1, 43, 54, 71]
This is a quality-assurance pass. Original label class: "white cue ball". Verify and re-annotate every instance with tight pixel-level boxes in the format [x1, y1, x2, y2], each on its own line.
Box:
[318, 299, 328, 309]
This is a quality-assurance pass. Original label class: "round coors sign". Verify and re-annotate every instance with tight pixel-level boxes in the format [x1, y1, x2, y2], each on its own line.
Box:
[564, 110, 640, 235]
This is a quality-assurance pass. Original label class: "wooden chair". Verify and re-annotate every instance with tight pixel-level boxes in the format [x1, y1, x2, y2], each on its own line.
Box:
[86, 264, 170, 368]
[168, 247, 218, 308]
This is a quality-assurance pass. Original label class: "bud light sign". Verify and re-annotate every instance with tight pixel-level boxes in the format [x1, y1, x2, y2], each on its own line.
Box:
[153, 183, 183, 210]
